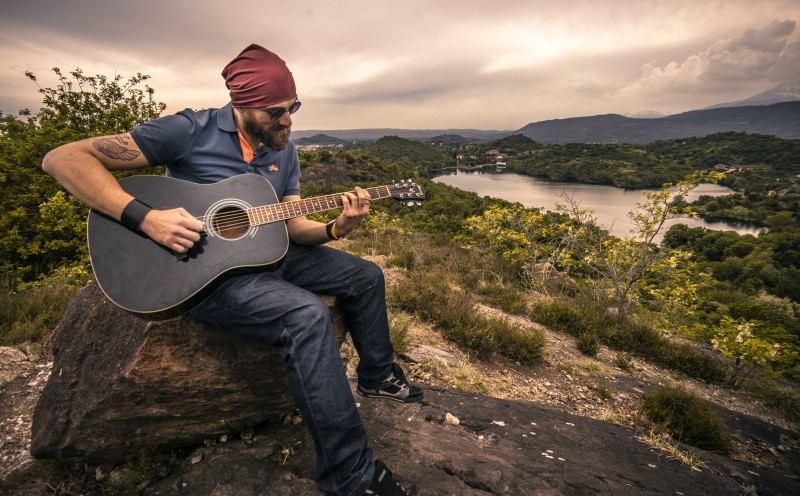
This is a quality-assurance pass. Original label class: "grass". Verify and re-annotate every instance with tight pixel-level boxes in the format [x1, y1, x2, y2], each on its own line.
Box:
[637, 429, 709, 470]
[451, 361, 491, 395]
[389, 268, 546, 366]
[0, 275, 79, 347]
[0, 459, 99, 496]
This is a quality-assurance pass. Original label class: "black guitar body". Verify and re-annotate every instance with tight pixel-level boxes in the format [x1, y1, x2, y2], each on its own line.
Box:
[88, 174, 289, 320]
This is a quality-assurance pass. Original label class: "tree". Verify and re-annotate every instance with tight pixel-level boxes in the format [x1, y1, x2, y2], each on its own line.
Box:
[556, 171, 725, 316]
[0, 68, 165, 286]
[711, 317, 785, 386]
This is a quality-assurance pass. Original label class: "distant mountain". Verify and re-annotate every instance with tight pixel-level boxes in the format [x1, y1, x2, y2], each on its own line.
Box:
[623, 110, 668, 119]
[291, 128, 507, 142]
[293, 133, 349, 146]
[705, 82, 800, 109]
[292, 93, 800, 145]
[425, 134, 472, 144]
[515, 101, 800, 144]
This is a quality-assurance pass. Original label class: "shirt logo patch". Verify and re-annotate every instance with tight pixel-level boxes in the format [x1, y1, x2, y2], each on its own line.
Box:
[268, 164, 279, 172]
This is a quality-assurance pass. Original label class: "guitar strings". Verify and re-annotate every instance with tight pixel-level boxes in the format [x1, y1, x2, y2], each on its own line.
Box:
[191, 186, 397, 231]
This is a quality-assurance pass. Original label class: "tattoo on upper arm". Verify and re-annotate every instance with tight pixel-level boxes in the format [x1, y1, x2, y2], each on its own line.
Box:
[93, 135, 140, 161]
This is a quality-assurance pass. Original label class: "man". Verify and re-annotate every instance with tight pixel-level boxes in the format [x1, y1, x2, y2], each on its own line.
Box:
[42, 43, 422, 496]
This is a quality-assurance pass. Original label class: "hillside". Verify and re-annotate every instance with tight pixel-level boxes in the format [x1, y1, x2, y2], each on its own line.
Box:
[2, 260, 798, 495]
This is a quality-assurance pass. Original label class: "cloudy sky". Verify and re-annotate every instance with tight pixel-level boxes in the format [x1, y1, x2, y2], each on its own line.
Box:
[1, 0, 799, 131]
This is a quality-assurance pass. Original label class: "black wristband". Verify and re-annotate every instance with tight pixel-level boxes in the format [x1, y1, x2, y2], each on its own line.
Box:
[120, 198, 152, 231]
[325, 220, 340, 240]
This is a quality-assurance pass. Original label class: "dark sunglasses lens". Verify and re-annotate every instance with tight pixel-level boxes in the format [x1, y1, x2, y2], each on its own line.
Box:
[268, 101, 301, 120]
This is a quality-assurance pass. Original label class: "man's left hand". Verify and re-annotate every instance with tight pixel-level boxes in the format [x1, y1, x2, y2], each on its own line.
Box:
[335, 186, 371, 236]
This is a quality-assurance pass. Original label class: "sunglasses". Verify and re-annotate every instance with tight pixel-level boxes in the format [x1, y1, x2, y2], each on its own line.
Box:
[260, 100, 302, 121]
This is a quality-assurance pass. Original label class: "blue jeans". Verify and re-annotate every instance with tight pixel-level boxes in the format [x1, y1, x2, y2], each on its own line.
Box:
[190, 243, 394, 496]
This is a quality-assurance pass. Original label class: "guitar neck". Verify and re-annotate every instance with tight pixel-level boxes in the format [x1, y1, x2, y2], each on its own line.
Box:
[247, 185, 392, 226]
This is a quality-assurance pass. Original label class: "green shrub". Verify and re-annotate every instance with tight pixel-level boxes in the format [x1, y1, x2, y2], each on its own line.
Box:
[606, 321, 726, 384]
[641, 386, 732, 454]
[746, 381, 800, 423]
[528, 298, 585, 335]
[605, 320, 663, 352]
[388, 269, 456, 322]
[529, 297, 615, 339]
[614, 352, 635, 371]
[0, 274, 80, 346]
[476, 281, 529, 315]
[577, 332, 601, 357]
[652, 341, 726, 383]
[387, 250, 416, 270]
[529, 299, 725, 382]
[388, 311, 412, 355]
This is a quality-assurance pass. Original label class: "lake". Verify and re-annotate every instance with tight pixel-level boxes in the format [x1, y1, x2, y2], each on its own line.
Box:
[432, 170, 762, 241]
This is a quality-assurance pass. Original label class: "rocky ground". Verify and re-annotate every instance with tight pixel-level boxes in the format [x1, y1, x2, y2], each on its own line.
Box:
[1, 263, 799, 494]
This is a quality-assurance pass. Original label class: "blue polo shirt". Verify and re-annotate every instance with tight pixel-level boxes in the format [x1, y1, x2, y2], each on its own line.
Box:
[129, 103, 300, 199]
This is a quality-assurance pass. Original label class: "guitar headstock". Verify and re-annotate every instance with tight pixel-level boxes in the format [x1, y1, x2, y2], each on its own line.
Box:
[388, 180, 426, 206]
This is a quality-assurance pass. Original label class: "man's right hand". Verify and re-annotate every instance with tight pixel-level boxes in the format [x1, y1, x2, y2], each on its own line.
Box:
[140, 208, 205, 253]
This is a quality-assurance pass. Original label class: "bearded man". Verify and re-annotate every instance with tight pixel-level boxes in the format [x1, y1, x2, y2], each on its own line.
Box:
[42, 43, 421, 496]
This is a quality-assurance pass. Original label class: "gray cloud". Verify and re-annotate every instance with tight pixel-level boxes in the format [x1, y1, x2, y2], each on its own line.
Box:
[2, 1, 799, 128]
[702, 20, 799, 82]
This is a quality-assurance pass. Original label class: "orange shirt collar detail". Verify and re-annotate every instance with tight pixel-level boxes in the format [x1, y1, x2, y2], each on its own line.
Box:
[237, 129, 254, 162]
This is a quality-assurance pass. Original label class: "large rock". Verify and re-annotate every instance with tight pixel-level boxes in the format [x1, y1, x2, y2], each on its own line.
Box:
[141, 385, 799, 496]
[30, 283, 344, 463]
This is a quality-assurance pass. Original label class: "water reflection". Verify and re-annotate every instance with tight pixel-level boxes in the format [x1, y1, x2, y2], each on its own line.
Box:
[432, 170, 762, 241]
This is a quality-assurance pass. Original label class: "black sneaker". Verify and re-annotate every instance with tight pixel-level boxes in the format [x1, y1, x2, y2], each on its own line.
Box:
[357, 363, 423, 403]
[365, 459, 407, 495]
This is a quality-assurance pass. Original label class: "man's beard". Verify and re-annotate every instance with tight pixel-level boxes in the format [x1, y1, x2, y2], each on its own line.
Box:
[243, 114, 291, 151]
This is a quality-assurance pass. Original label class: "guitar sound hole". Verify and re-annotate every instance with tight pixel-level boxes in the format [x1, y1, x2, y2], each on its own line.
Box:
[212, 206, 249, 240]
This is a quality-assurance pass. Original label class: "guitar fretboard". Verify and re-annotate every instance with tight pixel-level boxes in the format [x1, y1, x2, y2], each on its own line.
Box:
[247, 186, 392, 226]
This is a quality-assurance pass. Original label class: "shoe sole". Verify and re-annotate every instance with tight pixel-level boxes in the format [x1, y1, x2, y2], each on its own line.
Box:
[357, 388, 424, 403]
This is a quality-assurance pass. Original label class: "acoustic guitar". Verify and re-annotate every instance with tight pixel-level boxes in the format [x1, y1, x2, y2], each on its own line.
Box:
[87, 174, 425, 320]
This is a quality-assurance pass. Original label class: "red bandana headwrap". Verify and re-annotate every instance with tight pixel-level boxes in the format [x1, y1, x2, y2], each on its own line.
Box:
[221, 44, 297, 108]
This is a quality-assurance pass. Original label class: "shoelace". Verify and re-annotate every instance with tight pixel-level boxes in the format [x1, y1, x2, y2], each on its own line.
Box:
[380, 374, 409, 392]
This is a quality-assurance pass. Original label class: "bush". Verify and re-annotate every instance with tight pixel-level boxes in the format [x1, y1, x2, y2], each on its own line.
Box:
[528, 298, 586, 335]
[388, 311, 412, 355]
[0, 274, 80, 346]
[529, 299, 727, 383]
[641, 386, 732, 454]
[614, 352, 635, 371]
[746, 380, 800, 423]
[529, 297, 616, 338]
[476, 281, 530, 315]
[607, 321, 726, 384]
[577, 332, 601, 357]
